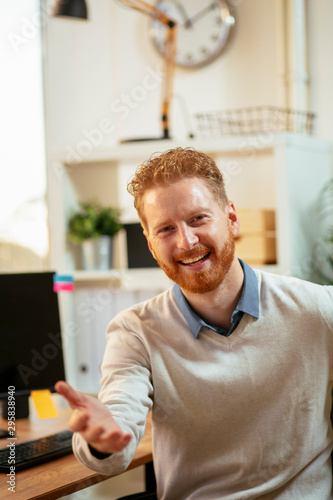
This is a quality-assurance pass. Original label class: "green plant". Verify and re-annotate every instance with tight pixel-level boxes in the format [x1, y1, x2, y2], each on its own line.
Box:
[327, 228, 333, 244]
[311, 179, 333, 284]
[67, 201, 123, 244]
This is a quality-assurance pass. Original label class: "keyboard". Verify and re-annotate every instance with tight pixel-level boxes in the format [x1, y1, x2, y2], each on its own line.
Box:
[0, 430, 73, 473]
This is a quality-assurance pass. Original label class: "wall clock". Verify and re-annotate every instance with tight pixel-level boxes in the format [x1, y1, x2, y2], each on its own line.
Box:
[149, 0, 235, 69]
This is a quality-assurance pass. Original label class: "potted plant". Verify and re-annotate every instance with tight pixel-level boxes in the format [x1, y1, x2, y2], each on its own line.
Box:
[67, 200, 123, 270]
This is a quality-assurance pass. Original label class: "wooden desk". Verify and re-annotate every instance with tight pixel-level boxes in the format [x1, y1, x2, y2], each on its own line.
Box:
[0, 399, 152, 500]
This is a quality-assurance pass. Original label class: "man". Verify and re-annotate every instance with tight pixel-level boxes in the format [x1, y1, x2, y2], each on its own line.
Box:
[56, 147, 333, 499]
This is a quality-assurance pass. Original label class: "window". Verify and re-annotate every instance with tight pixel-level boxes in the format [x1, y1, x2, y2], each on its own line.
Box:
[0, 0, 48, 271]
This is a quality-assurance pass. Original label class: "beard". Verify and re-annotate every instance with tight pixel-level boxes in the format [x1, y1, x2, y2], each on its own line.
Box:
[154, 226, 236, 294]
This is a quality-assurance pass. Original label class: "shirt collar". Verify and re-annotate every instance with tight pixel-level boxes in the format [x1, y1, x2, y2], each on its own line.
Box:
[173, 259, 259, 338]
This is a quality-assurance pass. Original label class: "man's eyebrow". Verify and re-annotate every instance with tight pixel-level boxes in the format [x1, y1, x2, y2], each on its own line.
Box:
[151, 207, 214, 233]
[151, 219, 172, 233]
[186, 207, 214, 218]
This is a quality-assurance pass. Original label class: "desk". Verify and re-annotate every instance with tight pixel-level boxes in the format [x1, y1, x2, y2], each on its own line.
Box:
[0, 402, 152, 500]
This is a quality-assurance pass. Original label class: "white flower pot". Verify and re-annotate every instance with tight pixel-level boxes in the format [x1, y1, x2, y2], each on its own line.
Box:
[81, 236, 113, 270]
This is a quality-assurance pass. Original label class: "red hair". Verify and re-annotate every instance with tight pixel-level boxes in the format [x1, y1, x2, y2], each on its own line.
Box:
[127, 147, 228, 229]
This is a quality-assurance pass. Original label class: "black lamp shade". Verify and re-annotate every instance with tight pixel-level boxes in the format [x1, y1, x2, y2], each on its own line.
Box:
[52, 0, 88, 20]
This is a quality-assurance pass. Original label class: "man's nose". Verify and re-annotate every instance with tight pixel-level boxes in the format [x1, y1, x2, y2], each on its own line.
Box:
[177, 225, 199, 250]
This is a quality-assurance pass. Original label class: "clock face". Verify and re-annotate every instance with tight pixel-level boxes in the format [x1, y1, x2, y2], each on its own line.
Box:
[149, 0, 235, 69]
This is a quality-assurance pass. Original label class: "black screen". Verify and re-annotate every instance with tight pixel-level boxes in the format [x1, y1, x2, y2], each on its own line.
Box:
[0, 272, 66, 398]
[123, 223, 159, 268]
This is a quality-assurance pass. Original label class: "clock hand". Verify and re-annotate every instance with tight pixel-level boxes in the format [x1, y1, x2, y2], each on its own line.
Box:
[186, 2, 217, 26]
[169, 0, 192, 28]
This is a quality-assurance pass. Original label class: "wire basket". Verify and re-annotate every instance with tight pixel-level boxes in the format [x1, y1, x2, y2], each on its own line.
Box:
[194, 106, 316, 138]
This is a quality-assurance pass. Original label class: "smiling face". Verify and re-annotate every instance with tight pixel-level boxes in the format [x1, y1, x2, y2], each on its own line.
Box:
[143, 177, 240, 294]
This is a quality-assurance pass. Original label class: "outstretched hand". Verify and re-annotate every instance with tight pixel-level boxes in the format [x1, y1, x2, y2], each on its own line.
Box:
[55, 380, 132, 455]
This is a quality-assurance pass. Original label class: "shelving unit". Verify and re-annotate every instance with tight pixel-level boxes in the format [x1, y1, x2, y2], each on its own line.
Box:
[47, 133, 332, 391]
[49, 132, 332, 278]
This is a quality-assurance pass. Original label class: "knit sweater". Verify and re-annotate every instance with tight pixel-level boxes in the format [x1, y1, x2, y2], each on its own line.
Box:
[72, 270, 333, 499]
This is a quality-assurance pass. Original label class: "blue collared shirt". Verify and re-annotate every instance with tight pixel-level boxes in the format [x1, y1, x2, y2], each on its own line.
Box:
[173, 259, 259, 338]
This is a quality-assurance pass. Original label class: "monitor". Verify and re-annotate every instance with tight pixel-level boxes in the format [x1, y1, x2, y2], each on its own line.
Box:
[123, 223, 159, 268]
[0, 272, 66, 418]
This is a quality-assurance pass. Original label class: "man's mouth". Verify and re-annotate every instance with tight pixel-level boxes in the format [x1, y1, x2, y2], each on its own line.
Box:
[178, 252, 210, 266]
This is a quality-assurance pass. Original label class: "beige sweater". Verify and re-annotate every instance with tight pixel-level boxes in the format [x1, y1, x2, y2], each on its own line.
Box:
[73, 270, 333, 499]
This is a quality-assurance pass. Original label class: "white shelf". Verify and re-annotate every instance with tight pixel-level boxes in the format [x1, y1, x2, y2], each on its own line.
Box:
[59, 133, 331, 166]
[73, 268, 173, 291]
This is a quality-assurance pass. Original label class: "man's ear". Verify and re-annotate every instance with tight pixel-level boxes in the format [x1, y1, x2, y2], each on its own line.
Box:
[144, 230, 157, 261]
[226, 201, 240, 238]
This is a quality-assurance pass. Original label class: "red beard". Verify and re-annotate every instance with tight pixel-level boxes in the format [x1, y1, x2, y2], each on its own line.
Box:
[154, 227, 235, 294]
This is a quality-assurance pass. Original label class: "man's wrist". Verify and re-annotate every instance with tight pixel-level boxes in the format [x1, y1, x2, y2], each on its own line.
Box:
[88, 444, 112, 460]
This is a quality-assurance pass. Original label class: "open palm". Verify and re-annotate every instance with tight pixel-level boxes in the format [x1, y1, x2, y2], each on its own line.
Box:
[55, 380, 132, 454]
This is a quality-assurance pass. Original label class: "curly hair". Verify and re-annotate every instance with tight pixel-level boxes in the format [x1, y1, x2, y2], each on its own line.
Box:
[127, 147, 228, 229]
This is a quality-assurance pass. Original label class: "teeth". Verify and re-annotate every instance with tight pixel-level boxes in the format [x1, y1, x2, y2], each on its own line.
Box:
[180, 253, 208, 265]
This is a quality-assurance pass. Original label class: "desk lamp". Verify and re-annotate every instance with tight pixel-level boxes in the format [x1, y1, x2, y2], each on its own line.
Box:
[52, 0, 177, 140]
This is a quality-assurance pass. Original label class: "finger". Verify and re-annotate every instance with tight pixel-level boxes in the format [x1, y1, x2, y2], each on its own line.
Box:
[83, 425, 105, 444]
[111, 433, 132, 452]
[102, 431, 132, 453]
[118, 433, 132, 449]
[68, 410, 89, 432]
[55, 381, 84, 409]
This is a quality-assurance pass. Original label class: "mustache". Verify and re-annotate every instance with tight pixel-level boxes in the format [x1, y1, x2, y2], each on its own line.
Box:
[173, 244, 213, 262]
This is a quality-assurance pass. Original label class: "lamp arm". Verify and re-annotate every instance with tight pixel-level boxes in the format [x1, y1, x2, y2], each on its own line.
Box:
[118, 0, 177, 139]
[118, 0, 174, 26]
[161, 22, 176, 138]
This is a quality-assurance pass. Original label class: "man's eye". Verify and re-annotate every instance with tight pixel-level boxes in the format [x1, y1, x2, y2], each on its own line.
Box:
[161, 226, 171, 233]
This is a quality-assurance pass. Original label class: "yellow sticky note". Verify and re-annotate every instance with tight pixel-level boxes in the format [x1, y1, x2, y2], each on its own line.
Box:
[31, 390, 59, 419]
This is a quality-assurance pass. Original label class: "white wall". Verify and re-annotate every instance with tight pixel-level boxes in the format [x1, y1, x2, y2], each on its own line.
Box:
[44, 0, 281, 151]
[307, 0, 333, 142]
[43, 0, 333, 152]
